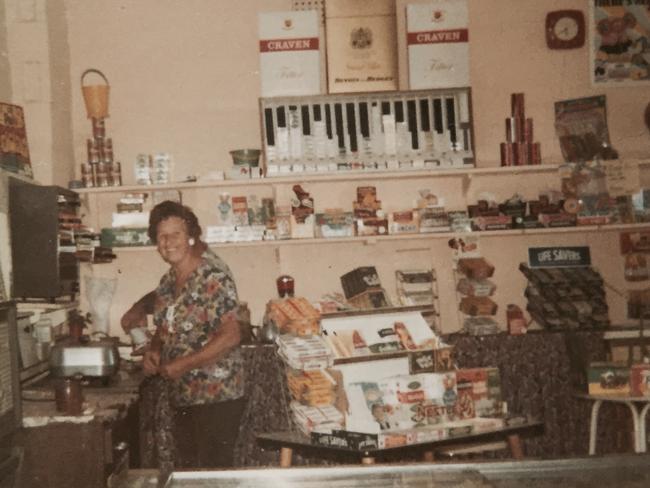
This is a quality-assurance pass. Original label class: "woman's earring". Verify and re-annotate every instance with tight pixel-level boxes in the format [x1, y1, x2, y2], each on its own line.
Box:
[188, 238, 195, 246]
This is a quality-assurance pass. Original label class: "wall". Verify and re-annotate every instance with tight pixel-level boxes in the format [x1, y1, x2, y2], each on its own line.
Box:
[0, 0, 11, 101]
[11, 0, 650, 337]
[2, 0, 74, 186]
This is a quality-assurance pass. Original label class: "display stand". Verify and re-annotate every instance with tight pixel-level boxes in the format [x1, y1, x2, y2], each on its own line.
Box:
[257, 418, 542, 466]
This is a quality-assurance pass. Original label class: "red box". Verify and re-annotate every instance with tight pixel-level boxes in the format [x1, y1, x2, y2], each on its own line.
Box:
[455, 367, 502, 417]
[630, 363, 650, 397]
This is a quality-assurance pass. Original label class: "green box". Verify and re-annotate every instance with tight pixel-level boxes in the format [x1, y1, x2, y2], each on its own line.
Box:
[100, 227, 151, 247]
[587, 362, 630, 396]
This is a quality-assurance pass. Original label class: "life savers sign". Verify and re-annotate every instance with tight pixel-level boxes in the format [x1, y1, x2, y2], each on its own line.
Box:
[407, 29, 468, 45]
[259, 38, 319, 52]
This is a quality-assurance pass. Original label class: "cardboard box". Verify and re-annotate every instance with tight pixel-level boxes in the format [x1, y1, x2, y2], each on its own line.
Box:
[258, 10, 321, 97]
[315, 212, 355, 238]
[340, 266, 381, 299]
[100, 227, 151, 247]
[630, 363, 650, 397]
[587, 362, 630, 396]
[347, 288, 390, 310]
[406, 0, 470, 90]
[325, 0, 397, 93]
[455, 367, 502, 417]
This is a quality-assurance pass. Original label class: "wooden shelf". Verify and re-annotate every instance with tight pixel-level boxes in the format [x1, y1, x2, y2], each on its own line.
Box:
[107, 221, 650, 252]
[72, 164, 562, 195]
[321, 304, 437, 319]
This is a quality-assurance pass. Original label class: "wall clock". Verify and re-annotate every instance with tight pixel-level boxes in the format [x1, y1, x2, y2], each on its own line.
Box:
[546, 10, 586, 50]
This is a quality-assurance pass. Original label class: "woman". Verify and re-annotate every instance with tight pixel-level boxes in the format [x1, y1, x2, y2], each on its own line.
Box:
[142, 200, 245, 469]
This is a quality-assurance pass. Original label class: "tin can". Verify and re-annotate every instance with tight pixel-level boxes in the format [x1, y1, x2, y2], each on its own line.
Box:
[110, 161, 122, 186]
[81, 163, 94, 187]
[511, 93, 525, 119]
[87, 139, 100, 163]
[530, 142, 541, 165]
[96, 162, 109, 187]
[524, 118, 534, 143]
[500, 142, 513, 166]
[92, 117, 105, 139]
[103, 138, 114, 163]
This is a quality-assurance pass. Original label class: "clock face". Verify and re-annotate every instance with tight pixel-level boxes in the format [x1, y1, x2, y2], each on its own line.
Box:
[553, 17, 579, 41]
[546, 10, 585, 49]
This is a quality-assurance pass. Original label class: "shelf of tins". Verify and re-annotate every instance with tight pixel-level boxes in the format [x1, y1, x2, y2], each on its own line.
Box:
[107, 221, 650, 253]
[73, 164, 563, 195]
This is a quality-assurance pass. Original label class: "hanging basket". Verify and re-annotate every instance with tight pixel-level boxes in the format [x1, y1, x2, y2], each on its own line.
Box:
[81, 69, 110, 119]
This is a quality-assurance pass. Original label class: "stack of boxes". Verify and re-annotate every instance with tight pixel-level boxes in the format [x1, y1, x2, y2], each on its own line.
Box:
[499, 93, 542, 166]
[100, 193, 152, 248]
[456, 257, 499, 335]
[266, 297, 321, 336]
[353, 187, 388, 236]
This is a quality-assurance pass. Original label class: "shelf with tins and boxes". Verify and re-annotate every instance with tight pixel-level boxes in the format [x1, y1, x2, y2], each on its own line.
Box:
[72, 163, 561, 195]
[72, 156, 650, 254]
[102, 221, 650, 253]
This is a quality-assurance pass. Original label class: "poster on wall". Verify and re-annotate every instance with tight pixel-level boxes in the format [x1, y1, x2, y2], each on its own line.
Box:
[0, 103, 33, 178]
[590, 0, 650, 86]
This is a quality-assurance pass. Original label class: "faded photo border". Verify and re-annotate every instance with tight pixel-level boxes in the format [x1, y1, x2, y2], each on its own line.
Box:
[590, 0, 650, 86]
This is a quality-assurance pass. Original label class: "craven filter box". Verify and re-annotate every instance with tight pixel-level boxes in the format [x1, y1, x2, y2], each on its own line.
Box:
[258, 10, 321, 97]
[406, 0, 469, 89]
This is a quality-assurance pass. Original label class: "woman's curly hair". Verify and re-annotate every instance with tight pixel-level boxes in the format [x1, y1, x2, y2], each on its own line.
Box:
[148, 200, 202, 244]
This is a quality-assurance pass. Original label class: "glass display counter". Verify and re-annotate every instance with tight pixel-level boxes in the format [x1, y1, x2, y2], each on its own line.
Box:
[122, 453, 650, 488]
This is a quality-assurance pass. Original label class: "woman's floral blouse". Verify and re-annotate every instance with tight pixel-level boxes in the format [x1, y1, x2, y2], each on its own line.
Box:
[154, 249, 245, 407]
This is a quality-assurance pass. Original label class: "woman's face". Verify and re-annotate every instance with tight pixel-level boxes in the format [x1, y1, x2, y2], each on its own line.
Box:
[156, 216, 192, 266]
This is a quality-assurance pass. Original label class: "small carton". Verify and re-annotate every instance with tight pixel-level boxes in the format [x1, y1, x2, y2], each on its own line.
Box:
[455, 367, 502, 417]
[587, 362, 630, 396]
[630, 363, 650, 397]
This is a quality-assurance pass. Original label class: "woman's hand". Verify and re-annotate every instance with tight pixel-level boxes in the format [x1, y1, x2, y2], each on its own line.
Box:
[143, 349, 161, 376]
[159, 356, 193, 380]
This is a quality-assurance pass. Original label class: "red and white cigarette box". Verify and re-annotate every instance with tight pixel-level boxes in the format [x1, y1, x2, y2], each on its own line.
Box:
[406, 0, 470, 89]
[258, 10, 321, 97]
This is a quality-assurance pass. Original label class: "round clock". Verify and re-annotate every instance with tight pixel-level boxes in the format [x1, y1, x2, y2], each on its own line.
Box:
[546, 10, 586, 50]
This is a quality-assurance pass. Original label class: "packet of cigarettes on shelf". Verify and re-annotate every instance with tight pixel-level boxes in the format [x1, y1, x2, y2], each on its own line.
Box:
[286, 368, 337, 407]
[266, 297, 321, 336]
[290, 402, 345, 436]
[396, 269, 436, 306]
[321, 311, 449, 359]
[277, 335, 332, 370]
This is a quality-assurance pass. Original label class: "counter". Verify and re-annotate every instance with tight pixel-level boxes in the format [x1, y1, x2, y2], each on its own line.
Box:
[18, 369, 143, 488]
[119, 454, 650, 488]
[15, 330, 642, 485]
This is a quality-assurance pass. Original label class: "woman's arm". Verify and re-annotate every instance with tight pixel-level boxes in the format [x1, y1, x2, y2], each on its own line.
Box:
[120, 290, 157, 333]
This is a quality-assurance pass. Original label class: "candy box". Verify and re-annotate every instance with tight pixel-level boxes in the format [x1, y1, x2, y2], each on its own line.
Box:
[587, 362, 630, 396]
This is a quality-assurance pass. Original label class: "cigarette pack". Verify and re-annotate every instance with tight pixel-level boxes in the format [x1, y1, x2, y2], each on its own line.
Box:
[325, 0, 397, 93]
[258, 10, 321, 97]
[406, 0, 470, 89]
